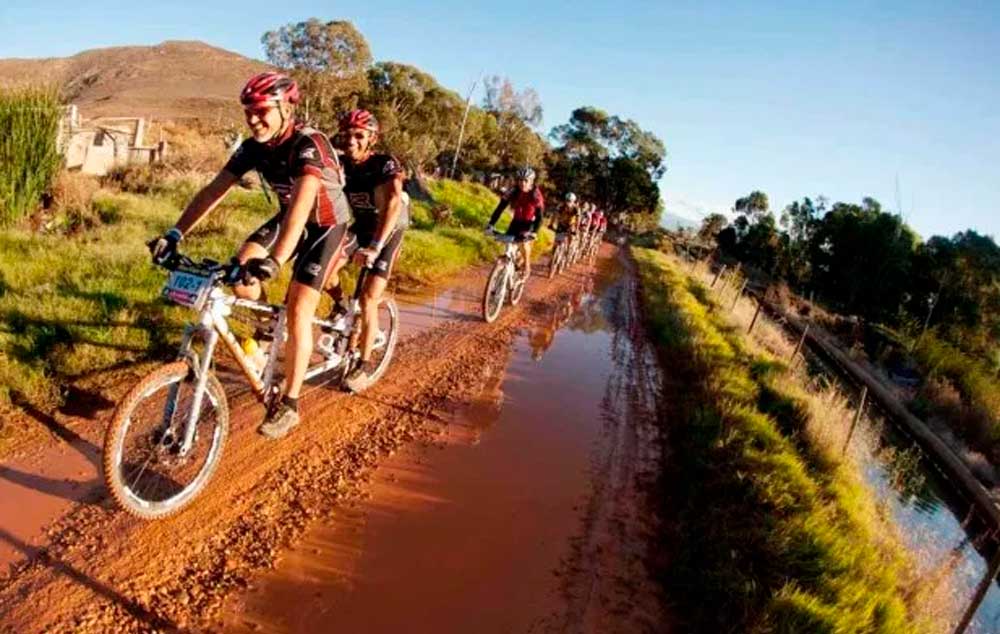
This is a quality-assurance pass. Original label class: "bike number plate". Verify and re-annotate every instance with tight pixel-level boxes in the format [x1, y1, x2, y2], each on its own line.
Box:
[163, 271, 211, 307]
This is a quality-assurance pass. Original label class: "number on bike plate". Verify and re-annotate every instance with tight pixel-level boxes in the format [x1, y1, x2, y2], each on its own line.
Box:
[163, 271, 210, 307]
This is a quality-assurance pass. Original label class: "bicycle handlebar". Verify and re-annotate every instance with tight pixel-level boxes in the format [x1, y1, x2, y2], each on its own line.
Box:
[488, 230, 536, 244]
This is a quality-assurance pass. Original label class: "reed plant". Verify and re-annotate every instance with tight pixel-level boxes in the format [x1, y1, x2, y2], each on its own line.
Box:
[0, 86, 62, 226]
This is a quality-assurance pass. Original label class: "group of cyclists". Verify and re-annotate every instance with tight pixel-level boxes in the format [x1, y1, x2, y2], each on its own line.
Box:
[550, 189, 608, 267]
[484, 166, 607, 284]
[146, 71, 608, 441]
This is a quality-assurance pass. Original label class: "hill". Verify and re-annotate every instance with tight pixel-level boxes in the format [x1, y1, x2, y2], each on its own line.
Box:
[0, 40, 269, 120]
[661, 211, 699, 231]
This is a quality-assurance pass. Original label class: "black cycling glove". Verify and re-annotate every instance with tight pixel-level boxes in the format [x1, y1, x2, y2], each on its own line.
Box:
[148, 228, 182, 265]
[245, 256, 280, 282]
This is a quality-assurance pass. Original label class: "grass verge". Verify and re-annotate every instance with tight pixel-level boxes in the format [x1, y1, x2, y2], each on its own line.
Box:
[0, 177, 550, 423]
[633, 247, 943, 634]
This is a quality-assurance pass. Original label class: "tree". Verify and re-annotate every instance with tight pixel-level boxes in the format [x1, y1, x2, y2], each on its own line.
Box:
[734, 191, 769, 218]
[698, 213, 729, 243]
[779, 197, 822, 285]
[909, 231, 1000, 353]
[807, 199, 917, 320]
[481, 75, 545, 170]
[361, 61, 466, 171]
[262, 18, 372, 128]
[547, 106, 666, 221]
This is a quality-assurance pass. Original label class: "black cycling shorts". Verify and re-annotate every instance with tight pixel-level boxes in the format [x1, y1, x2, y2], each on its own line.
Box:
[505, 219, 535, 237]
[351, 227, 405, 280]
[245, 215, 353, 291]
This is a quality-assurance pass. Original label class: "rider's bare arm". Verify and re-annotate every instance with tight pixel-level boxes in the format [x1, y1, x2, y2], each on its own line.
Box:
[371, 173, 405, 248]
[174, 170, 240, 235]
[488, 198, 510, 227]
[270, 173, 322, 264]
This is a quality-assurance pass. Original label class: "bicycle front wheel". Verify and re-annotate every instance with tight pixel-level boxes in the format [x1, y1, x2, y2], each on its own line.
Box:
[365, 296, 400, 385]
[103, 361, 229, 520]
[482, 261, 507, 323]
[548, 244, 562, 279]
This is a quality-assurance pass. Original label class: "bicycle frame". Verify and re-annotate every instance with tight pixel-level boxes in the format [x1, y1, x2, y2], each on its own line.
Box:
[166, 263, 374, 456]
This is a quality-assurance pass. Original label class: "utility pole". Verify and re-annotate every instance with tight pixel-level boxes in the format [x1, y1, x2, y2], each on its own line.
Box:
[450, 75, 480, 179]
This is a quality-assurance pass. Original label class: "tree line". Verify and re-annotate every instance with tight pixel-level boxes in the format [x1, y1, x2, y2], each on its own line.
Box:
[261, 18, 665, 221]
[698, 191, 1000, 365]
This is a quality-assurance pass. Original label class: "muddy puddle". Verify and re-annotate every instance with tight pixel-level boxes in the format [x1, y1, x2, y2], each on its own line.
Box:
[222, 255, 666, 633]
[0, 423, 102, 574]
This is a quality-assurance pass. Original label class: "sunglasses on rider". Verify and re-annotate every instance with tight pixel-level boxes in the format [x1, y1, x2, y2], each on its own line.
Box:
[244, 104, 277, 119]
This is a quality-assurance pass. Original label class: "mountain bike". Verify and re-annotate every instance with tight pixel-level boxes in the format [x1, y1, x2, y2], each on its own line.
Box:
[584, 229, 600, 263]
[548, 232, 571, 279]
[103, 252, 398, 520]
[482, 230, 535, 323]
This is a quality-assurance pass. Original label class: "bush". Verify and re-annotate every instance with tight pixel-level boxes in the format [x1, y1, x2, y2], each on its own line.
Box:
[0, 87, 62, 226]
[157, 121, 230, 174]
[48, 170, 104, 230]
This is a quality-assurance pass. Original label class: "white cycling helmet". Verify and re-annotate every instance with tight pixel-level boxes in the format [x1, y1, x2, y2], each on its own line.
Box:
[516, 167, 536, 181]
[565, 192, 577, 203]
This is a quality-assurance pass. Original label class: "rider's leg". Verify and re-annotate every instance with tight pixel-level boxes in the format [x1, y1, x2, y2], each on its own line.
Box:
[259, 223, 349, 438]
[521, 241, 532, 278]
[358, 274, 387, 363]
[344, 228, 402, 392]
[283, 281, 322, 399]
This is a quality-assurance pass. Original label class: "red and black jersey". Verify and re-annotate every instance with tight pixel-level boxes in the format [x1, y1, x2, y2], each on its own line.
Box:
[342, 153, 408, 239]
[224, 124, 352, 227]
[504, 187, 545, 223]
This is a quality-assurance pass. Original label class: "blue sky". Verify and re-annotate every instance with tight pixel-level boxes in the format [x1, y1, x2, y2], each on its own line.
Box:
[2, 0, 998, 239]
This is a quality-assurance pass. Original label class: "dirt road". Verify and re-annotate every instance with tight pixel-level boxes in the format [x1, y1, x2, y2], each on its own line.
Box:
[0, 246, 671, 633]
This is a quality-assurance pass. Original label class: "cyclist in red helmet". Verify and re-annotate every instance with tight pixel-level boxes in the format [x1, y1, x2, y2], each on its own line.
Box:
[332, 108, 409, 393]
[486, 167, 545, 278]
[148, 71, 353, 439]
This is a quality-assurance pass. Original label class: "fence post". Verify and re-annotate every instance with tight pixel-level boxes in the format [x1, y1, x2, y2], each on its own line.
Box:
[730, 280, 748, 311]
[842, 386, 868, 456]
[711, 265, 727, 289]
[790, 324, 810, 361]
[748, 299, 763, 334]
[952, 545, 1000, 634]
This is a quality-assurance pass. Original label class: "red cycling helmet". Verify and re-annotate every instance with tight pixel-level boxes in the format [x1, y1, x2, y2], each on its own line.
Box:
[240, 72, 300, 106]
[339, 109, 380, 134]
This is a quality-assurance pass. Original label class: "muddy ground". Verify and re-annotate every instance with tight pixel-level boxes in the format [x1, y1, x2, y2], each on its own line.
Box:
[0, 246, 673, 633]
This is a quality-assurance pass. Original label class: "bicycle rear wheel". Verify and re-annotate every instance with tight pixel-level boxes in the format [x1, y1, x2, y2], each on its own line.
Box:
[103, 361, 229, 520]
[482, 261, 507, 323]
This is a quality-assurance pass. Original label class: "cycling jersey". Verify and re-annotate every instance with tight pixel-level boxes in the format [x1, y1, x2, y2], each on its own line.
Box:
[592, 211, 606, 231]
[342, 153, 409, 240]
[489, 186, 545, 232]
[224, 124, 352, 227]
[505, 188, 545, 223]
[554, 203, 579, 232]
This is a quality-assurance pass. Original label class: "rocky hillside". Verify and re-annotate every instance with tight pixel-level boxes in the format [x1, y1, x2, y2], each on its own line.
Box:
[0, 40, 270, 120]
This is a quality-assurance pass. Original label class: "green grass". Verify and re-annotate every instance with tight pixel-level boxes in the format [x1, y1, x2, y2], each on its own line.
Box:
[397, 177, 553, 285]
[633, 247, 937, 634]
[0, 177, 551, 411]
[0, 185, 274, 408]
[0, 87, 61, 226]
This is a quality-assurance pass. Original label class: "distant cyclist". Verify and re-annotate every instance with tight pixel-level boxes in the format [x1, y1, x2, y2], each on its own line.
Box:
[552, 192, 580, 236]
[486, 167, 545, 278]
[148, 72, 353, 439]
[590, 205, 606, 248]
[331, 109, 409, 393]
